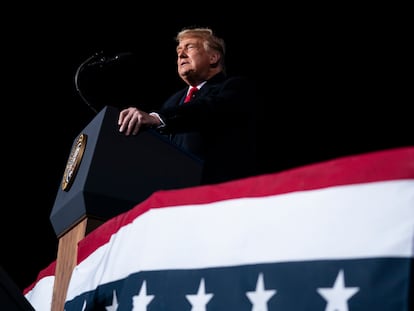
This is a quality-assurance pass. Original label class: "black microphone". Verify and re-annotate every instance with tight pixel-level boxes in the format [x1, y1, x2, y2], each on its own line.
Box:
[86, 51, 133, 67]
[74, 51, 134, 114]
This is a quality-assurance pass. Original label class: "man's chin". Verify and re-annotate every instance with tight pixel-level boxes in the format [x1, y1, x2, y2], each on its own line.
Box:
[179, 69, 192, 77]
[179, 71, 195, 82]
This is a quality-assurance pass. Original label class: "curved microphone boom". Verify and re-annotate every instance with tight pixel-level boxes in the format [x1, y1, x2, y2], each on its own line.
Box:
[74, 51, 133, 114]
[74, 51, 101, 114]
[86, 51, 133, 68]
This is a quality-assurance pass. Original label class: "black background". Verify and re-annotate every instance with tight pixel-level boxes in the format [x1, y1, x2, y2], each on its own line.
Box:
[2, 6, 412, 292]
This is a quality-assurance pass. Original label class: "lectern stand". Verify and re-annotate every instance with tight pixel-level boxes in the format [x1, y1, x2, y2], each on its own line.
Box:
[49, 106, 202, 310]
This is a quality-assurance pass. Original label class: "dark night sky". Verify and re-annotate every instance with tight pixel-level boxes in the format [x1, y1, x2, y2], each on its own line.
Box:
[2, 7, 412, 293]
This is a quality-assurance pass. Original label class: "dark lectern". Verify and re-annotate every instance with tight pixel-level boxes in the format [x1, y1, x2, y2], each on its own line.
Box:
[49, 105, 202, 311]
[50, 105, 203, 237]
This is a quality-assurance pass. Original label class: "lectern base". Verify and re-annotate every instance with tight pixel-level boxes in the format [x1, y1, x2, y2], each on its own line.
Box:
[51, 217, 103, 311]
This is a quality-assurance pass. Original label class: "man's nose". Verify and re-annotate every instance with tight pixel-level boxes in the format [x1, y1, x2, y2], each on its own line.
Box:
[178, 50, 188, 58]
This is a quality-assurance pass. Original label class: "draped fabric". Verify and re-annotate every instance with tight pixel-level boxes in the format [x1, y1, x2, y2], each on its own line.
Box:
[24, 147, 414, 311]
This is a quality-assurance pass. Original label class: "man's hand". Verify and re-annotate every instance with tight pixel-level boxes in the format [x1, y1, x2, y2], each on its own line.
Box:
[118, 107, 161, 136]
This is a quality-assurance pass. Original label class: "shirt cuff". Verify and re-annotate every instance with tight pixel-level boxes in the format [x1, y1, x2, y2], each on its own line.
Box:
[149, 112, 166, 128]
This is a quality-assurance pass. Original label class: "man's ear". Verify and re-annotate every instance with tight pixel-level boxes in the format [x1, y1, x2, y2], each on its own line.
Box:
[209, 52, 220, 67]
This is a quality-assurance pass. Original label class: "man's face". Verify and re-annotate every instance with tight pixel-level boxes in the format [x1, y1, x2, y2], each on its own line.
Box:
[176, 37, 211, 81]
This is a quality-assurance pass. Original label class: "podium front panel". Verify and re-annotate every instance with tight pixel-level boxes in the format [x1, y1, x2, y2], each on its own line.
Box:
[50, 106, 203, 237]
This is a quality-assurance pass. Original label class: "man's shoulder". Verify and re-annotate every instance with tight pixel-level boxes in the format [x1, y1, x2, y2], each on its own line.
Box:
[221, 75, 256, 91]
[209, 73, 254, 87]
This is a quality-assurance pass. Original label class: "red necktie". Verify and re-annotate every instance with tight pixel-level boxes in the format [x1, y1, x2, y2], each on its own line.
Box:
[184, 87, 199, 103]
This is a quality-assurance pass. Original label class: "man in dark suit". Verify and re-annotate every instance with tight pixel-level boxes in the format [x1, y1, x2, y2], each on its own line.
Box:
[118, 27, 258, 185]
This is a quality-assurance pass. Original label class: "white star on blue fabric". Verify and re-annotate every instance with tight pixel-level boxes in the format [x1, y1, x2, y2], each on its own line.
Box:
[105, 290, 119, 310]
[317, 269, 359, 311]
[246, 273, 277, 311]
[81, 300, 86, 311]
[132, 280, 154, 311]
[186, 278, 213, 311]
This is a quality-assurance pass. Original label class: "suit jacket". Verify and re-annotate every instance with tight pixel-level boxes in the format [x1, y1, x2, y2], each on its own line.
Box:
[156, 72, 258, 185]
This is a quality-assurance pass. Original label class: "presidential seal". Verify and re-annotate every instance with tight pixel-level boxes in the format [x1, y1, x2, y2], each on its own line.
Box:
[61, 133, 87, 191]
